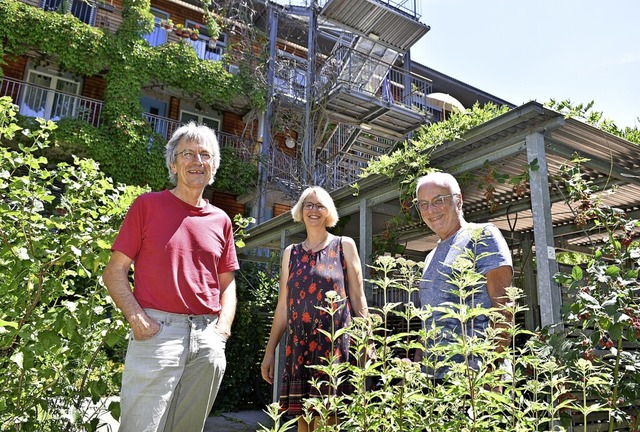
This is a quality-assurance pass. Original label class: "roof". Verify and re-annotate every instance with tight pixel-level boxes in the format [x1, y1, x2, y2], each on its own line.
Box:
[243, 101, 640, 261]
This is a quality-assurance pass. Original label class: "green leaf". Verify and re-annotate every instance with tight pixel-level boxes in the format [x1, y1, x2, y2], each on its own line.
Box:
[571, 266, 583, 281]
[609, 323, 622, 340]
[0, 319, 19, 329]
[605, 265, 620, 277]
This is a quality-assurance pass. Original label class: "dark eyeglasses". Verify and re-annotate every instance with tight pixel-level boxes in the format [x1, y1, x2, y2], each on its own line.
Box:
[302, 202, 327, 212]
[413, 194, 456, 211]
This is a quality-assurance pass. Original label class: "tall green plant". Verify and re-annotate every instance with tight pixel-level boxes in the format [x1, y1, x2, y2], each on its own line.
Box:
[0, 97, 146, 431]
[261, 241, 630, 431]
[553, 156, 640, 431]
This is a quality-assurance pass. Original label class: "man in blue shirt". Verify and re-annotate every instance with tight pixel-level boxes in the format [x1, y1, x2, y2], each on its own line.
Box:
[414, 172, 513, 378]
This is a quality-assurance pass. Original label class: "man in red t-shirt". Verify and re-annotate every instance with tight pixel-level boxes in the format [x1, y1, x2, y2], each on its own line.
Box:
[103, 122, 239, 432]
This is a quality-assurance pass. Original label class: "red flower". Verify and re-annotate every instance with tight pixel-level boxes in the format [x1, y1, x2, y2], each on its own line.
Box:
[309, 282, 317, 294]
[317, 292, 322, 301]
[292, 311, 298, 320]
[328, 249, 337, 258]
[285, 346, 292, 356]
[302, 312, 311, 323]
[300, 291, 306, 299]
[298, 356, 304, 365]
[301, 254, 309, 263]
[309, 341, 317, 352]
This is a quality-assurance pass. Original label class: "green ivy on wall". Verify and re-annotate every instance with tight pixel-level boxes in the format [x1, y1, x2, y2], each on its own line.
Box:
[0, 0, 265, 192]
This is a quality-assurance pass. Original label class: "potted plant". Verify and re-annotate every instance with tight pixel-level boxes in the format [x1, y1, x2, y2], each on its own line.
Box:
[189, 26, 199, 40]
[174, 23, 184, 37]
[162, 19, 174, 30]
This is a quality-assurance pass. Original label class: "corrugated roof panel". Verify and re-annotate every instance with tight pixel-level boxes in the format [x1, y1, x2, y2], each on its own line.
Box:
[320, 0, 429, 51]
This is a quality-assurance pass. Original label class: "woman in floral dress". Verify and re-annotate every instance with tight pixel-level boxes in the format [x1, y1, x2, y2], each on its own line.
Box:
[261, 186, 368, 432]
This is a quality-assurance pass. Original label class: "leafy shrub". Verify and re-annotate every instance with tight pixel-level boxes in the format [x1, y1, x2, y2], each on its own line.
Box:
[261, 218, 638, 431]
[0, 96, 147, 431]
[213, 262, 279, 413]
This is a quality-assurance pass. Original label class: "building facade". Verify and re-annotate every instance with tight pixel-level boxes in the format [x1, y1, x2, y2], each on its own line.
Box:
[1, 0, 510, 224]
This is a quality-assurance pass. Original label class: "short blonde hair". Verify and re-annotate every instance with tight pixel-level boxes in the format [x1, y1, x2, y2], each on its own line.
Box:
[291, 186, 339, 227]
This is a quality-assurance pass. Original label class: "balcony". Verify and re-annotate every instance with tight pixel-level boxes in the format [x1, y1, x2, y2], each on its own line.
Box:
[142, 113, 257, 161]
[142, 25, 227, 63]
[0, 77, 103, 126]
[41, 0, 97, 25]
[319, 0, 428, 52]
[0, 77, 256, 161]
[316, 45, 433, 136]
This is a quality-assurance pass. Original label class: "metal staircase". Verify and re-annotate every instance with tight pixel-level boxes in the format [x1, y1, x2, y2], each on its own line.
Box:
[267, 0, 431, 194]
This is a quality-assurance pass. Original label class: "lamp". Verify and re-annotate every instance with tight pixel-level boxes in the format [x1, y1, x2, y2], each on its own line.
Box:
[285, 136, 296, 148]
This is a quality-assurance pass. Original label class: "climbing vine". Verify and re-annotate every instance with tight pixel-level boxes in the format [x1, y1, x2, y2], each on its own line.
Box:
[360, 102, 510, 204]
[0, 0, 265, 192]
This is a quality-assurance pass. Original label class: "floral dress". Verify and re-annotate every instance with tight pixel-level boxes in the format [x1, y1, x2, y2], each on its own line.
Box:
[279, 236, 353, 415]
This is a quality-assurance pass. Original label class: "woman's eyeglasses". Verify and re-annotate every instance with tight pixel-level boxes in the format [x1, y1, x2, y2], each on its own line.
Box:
[302, 202, 327, 212]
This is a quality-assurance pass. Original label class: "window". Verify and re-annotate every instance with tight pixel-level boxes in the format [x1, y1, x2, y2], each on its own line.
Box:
[186, 20, 227, 61]
[141, 97, 169, 136]
[20, 71, 80, 121]
[180, 111, 220, 131]
[274, 56, 307, 101]
[143, 9, 169, 47]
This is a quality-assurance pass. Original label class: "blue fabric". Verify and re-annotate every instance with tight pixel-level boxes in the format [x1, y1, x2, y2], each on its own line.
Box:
[418, 223, 512, 377]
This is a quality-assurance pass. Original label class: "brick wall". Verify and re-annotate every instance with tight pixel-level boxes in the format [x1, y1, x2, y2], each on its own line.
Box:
[3, 57, 27, 79]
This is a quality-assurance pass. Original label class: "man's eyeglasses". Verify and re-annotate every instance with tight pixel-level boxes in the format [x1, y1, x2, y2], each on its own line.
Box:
[414, 194, 456, 211]
[302, 202, 327, 212]
[175, 150, 212, 162]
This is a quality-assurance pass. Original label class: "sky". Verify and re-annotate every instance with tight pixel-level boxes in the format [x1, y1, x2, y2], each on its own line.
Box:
[411, 0, 640, 129]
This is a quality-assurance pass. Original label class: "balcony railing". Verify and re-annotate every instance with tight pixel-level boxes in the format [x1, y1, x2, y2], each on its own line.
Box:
[273, 0, 421, 18]
[318, 46, 432, 114]
[0, 78, 254, 161]
[142, 113, 257, 161]
[142, 25, 226, 62]
[41, 0, 96, 25]
[0, 77, 103, 126]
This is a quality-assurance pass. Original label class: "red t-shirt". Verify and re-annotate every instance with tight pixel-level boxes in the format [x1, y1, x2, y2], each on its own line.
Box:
[112, 190, 239, 315]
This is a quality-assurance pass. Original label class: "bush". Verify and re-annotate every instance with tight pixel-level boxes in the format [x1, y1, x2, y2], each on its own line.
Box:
[212, 262, 279, 413]
[0, 96, 146, 431]
[261, 216, 639, 431]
